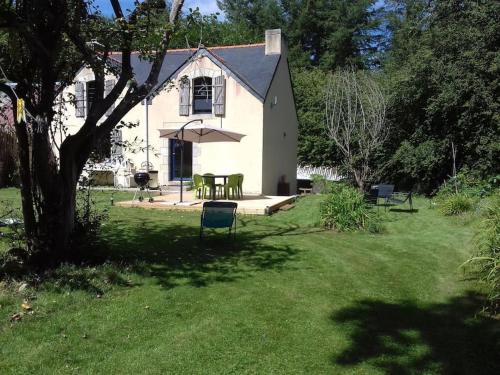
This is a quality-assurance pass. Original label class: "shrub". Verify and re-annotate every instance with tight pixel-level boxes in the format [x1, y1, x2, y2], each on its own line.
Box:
[463, 192, 500, 315]
[438, 193, 475, 216]
[434, 171, 493, 215]
[72, 179, 109, 258]
[436, 170, 498, 201]
[311, 174, 329, 194]
[320, 184, 369, 231]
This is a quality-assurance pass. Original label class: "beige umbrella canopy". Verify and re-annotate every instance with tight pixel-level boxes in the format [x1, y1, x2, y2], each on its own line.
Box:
[159, 123, 245, 143]
[158, 120, 245, 202]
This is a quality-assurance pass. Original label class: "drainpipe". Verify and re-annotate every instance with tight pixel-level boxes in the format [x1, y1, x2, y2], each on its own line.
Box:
[144, 97, 149, 173]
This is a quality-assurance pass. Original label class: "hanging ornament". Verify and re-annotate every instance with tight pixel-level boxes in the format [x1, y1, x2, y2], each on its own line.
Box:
[16, 98, 26, 123]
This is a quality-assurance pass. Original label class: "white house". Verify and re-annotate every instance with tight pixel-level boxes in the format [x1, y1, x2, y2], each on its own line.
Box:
[64, 29, 298, 196]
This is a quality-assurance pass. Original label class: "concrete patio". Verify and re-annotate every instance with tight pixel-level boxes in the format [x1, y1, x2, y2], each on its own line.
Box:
[116, 192, 296, 215]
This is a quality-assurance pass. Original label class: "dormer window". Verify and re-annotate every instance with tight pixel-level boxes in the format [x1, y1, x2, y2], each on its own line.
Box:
[192, 76, 212, 114]
[179, 75, 225, 117]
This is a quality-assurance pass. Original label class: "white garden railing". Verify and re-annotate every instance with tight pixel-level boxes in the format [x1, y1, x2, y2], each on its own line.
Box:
[296, 165, 342, 181]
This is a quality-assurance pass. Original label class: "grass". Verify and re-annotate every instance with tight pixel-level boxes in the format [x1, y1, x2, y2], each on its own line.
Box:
[0, 188, 499, 374]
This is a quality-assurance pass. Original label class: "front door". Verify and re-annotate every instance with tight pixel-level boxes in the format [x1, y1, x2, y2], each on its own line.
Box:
[169, 139, 193, 180]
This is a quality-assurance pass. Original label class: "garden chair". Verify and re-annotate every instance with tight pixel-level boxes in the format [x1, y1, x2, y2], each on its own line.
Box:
[0, 217, 23, 239]
[202, 173, 222, 199]
[192, 174, 204, 199]
[377, 184, 395, 203]
[223, 174, 240, 200]
[236, 173, 244, 199]
[368, 184, 413, 212]
[199, 201, 237, 239]
[388, 191, 413, 212]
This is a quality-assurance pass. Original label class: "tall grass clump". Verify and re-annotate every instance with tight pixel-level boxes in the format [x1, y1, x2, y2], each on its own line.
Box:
[320, 184, 369, 231]
[434, 171, 494, 215]
[438, 193, 474, 216]
[463, 192, 500, 315]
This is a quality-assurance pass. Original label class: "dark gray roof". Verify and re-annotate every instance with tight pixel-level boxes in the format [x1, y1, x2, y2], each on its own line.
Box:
[207, 45, 280, 100]
[112, 44, 280, 101]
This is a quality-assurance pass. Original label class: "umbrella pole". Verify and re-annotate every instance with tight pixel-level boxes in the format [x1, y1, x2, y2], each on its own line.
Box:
[180, 128, 184, 203]
[171, 119, 203, 204]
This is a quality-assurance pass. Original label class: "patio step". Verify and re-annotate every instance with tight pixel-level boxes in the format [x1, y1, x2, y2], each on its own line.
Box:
[163, 182, 191, 193]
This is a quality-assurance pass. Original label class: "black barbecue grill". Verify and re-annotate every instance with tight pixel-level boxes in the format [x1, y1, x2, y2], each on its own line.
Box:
[134, 172, 150, 187]
[133, 172, 154, 202]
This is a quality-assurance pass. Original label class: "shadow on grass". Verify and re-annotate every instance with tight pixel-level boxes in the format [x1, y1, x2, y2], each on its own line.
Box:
[331, 292, 500, 374]
[388, 208, 419, 214]
[370, 203, 418, 214]
[94, 216, 320, 290]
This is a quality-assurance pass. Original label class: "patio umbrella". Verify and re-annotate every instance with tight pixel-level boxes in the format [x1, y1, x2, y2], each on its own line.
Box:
[159, 120, 245, 203]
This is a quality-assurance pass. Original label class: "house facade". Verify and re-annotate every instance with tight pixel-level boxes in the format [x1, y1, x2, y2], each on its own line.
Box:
[63, 29, 298, 196]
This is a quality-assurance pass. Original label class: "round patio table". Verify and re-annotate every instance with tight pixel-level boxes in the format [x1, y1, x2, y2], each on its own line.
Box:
[202, 174, 229, 200]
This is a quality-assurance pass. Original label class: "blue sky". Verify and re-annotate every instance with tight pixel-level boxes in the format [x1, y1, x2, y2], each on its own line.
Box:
[94, 1, 385, 18]
[94, 0, 220, 16]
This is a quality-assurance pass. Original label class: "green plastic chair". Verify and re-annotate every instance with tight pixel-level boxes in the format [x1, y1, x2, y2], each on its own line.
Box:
[236, 173, 244, 199]
[202, 173, 221, 199]
[224, 174, 241, 200]
[192, 174, 204, 199]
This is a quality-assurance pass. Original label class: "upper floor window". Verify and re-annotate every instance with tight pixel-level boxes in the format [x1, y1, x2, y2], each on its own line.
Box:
[86, 80, 97, 116]
[75, 79, 115, 118]
[192, 76, 212, 114]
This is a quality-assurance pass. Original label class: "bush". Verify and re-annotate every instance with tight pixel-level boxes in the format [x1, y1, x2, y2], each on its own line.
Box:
[311, 174, 329, 194]
[438, 193, 475, 216]
[463, 192, 500, 315]
[437, 171, 497, 199]
[433, 170, 497, 215]
[72, 180, 109, 257]
[320, 184, 369, 231]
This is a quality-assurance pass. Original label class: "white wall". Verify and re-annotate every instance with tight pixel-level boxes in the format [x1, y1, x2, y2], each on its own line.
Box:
[140, 56, 265, 194]
[262, 55, 299, 195]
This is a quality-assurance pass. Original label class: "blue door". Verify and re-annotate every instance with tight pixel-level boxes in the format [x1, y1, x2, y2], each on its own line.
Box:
[169, 139, 193, 180]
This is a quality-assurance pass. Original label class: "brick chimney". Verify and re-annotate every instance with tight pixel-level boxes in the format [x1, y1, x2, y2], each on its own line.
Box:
[265, 29, 282, 55]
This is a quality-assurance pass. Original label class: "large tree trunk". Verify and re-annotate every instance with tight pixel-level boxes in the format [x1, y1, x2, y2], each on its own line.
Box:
[29, 187, 76, 265]
[353, 170, 365, 192]
[14, 116, 82, 266]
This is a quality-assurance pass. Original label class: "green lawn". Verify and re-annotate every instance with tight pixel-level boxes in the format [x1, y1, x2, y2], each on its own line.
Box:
[0, 188, 499, 374]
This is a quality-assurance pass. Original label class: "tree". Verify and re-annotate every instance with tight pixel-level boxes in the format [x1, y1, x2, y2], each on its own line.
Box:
[0, 0, 185, 266]
[218, 0, 383, 70]
[217, 0, 284, 33]
[380, 0, 500, 192]
[292, 68, 340, 167]
[170, 10, 263, 48]
[325, 68, 388, 191]
[283, 0, 383, 69]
